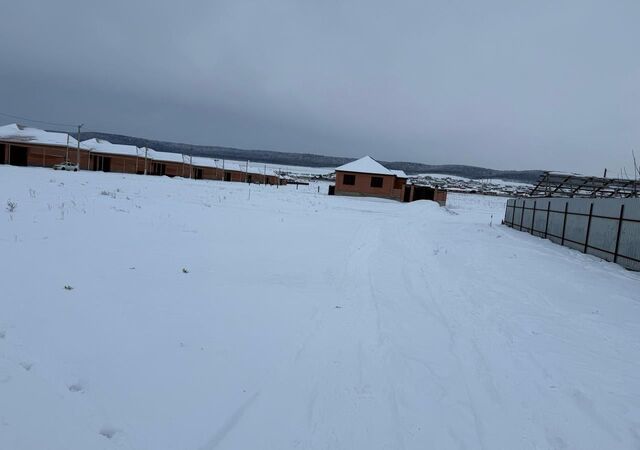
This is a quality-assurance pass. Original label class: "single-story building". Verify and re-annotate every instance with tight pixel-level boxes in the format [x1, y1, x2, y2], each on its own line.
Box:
[82, 138, 146, 174]
[147, 149, 191, 177]
[332, 156, 408, 201]
[0, 123, 89, 168]
[330, 156, 447, 205]
[191, 157, 285, 185]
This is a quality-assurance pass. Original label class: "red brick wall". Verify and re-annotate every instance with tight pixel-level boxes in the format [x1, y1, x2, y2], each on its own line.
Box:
[334, 171, 404, 201]
[433, 189, 447, 206]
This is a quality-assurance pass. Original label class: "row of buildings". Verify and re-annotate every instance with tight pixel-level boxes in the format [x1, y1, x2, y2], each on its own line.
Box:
[0, 124, 284, 185]
[1, 123, 448, 206]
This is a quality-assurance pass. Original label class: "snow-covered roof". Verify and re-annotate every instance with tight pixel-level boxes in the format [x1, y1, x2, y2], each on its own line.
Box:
[335, 156, 394, 176]
[0, 123, 81, 148]
[82, 138, 144, 157]
[2, 123, 283, 177]
[390, 169, 408, 178]
[191, 157, 279, 176]
[149, 150, 186, 164]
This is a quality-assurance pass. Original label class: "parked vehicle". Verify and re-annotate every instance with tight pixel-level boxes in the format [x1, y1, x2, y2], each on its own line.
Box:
[53, 162, 79, 171]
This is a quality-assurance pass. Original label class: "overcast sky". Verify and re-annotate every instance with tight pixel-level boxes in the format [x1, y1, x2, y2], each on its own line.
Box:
[1, 0, 638, 175]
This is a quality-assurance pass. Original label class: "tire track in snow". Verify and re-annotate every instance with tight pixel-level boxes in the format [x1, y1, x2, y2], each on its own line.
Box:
[198, 391, 260, 450]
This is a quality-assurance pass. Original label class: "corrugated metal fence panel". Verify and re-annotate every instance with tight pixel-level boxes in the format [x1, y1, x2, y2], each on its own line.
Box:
[503, 198, 640, 271]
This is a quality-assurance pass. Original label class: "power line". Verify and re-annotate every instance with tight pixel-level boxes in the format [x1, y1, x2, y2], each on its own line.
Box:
[0, 111, 79, 129]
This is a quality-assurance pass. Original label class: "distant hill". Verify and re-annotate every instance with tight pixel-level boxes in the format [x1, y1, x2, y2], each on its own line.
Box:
[77, 131, 543, 184]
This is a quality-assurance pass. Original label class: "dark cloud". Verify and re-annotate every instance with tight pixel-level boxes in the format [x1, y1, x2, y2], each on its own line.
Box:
[1, 0, 639, 175]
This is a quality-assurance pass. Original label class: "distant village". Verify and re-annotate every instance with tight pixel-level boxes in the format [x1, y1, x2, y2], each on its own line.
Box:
[294, 170, 532, 197]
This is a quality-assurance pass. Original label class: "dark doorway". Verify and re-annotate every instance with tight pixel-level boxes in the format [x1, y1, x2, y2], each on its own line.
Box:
[92, 155, 112, 172]
[194, 168, 203, 179]
[247, 174, 252, 183]
[0, 144, 5, 164]
[412, 185, 435, 201]
[403, 186, 412, 202]
[151, 162, 166, 176]
[224, 171, 231, 181]
[9, 145, 28, 166]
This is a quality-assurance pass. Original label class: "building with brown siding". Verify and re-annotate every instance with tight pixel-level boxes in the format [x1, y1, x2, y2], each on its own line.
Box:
[0, 123, 89, 168]
[332, 156, 447, 206]
[1, 123, 285, 187]
[191, 157, 284, 185]
[82, 138, 146, 174]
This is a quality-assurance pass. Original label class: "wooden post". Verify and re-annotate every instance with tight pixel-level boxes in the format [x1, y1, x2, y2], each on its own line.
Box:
[560, 202, 569, 245]
[519, 200, 525, 231]
[584, 203, 594, 253]
[76, 124, 82, 170]
[613, 204, 625, 263]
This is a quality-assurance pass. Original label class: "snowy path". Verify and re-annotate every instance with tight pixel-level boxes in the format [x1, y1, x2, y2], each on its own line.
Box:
[1, 166, 639, 449]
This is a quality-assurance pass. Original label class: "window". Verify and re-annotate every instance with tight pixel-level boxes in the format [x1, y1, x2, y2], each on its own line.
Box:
[343, 174, 356, 185]
[370, 176, 384, 188]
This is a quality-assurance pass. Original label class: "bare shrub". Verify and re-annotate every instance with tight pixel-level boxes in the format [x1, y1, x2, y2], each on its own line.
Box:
[6, 200, 17, 213]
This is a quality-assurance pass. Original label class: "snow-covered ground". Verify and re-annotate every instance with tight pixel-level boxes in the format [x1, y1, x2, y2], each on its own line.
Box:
[1, 166, 639, 450]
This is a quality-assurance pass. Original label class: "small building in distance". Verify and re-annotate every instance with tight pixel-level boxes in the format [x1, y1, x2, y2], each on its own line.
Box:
[331, 156, 447, 206]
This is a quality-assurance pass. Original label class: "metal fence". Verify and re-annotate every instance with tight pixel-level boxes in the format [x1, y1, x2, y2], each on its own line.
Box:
[504, 197, 640, 271]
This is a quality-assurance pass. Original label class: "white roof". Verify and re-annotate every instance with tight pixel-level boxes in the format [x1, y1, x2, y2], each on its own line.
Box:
[335, 156, 394, 176]
[191, 157, 279, 176]
[82, 138, 144, 157]
[0, 123, 82, 148]
[390, 169, 408, 178]
[148, 150, 186, 164]
[2, 123, 281, 177]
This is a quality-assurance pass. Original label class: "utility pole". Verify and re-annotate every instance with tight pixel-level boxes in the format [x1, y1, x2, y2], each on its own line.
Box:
[245, 160, 249, 183]
[144, 147, 148, 175]
[65, 133, 70, 162]
[76, 124, 83, 168]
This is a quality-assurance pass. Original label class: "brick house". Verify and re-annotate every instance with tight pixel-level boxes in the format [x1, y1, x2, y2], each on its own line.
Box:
[331, 156, 447, 206]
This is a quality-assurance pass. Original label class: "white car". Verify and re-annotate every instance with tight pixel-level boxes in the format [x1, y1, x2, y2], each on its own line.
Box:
[53, 162, 79, 171]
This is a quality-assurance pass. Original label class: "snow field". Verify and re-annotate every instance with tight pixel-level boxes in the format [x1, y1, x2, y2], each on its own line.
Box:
[1, 165, 639, 450]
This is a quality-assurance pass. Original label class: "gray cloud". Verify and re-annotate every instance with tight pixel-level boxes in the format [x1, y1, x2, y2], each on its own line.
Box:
[1, 0, 639, 175]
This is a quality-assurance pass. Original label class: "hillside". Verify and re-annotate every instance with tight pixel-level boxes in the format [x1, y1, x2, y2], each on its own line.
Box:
[77, 131, 543, 183]
[1, 165, 638, 449]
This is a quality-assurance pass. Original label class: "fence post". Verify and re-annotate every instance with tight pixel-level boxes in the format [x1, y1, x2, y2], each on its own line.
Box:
[509, 201, 515, 226]
[530, 201, 537, 235]
[544, 201, 550, 239]
[584, 203, 594, 253]
[561, 201, 569, 245]
[519, 200, 526, 231]
[613, 203, 625, 263]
